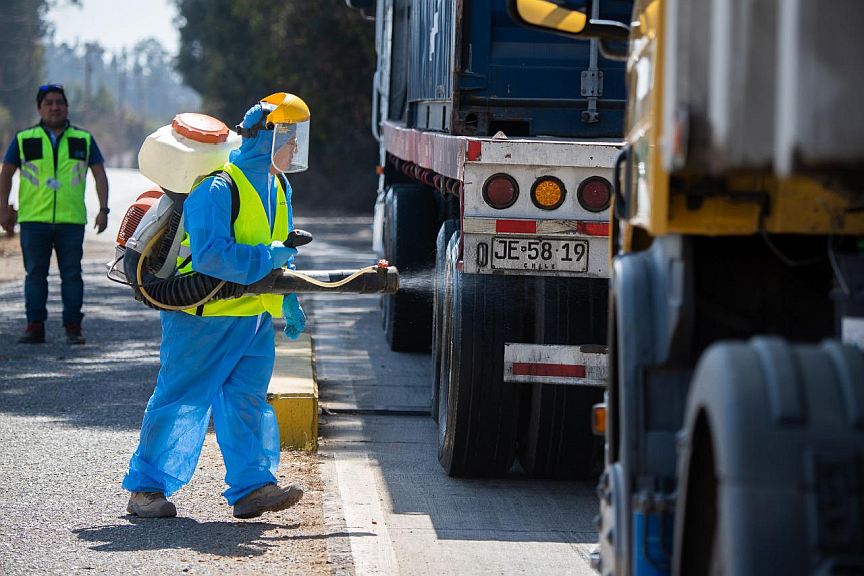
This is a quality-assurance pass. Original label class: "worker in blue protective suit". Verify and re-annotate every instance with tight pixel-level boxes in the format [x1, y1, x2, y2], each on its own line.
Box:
[123, 93, 313, 519]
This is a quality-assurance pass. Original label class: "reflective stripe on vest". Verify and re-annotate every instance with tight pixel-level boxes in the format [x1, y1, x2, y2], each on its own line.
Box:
[178, 163, 289, 317]
[16, 125, 92, 224]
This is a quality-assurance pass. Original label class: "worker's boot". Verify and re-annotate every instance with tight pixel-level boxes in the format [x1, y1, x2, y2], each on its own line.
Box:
[18, 322, 45, 344]
[64, 323, 85, 345]
[126, 492, 177, 518]
[233, 483, 304, 519]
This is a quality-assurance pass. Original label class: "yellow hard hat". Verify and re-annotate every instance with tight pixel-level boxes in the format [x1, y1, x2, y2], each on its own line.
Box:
[261, 92, 310, 124]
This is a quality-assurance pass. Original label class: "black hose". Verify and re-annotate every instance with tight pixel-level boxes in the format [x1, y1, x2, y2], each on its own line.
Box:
[141, 270, 245, 308]
[124, 249, 245, 311]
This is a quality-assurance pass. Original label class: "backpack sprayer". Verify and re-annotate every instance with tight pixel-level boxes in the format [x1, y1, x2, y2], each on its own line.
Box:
[106, 113, 398, 311]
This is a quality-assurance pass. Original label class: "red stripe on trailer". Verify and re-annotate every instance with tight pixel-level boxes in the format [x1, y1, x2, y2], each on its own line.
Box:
[467, 140, 482, 161]
[576, 221, 609, 237]
[496, 220, 537, 234]
[512, 363, 586, 378]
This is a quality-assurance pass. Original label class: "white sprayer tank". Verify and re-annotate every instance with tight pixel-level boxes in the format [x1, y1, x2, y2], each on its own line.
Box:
[137, 113, 241, 194]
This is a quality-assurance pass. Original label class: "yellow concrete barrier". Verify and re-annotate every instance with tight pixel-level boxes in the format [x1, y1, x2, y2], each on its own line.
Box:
[268, 331, 318, 452]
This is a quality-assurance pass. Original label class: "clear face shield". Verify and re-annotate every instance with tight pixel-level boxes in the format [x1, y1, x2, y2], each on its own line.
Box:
[271, 120, 310, 173]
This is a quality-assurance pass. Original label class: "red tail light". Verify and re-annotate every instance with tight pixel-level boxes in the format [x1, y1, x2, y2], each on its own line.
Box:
[482, 173, 519, 209]
[577, 176, 612, 212]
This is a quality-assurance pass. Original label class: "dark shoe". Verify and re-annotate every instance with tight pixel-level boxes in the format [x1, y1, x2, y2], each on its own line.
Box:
[233, 483, 304, 519]
[64, 323, 85, 345]
[126, 492, 177, 518]
[18, 322, 45, 344]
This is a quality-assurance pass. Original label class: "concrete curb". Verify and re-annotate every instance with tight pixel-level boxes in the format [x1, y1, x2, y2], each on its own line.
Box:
[268, 331, 318, 452]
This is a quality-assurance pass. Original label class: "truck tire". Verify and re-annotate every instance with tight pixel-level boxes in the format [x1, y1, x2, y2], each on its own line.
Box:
[438, 266, 525, 477]
[431, 219, 458, 422]
[436, 233, 459, 459]
[674, 338, 864, 576]
[381, 184, 437, 352]
[518, 277, 607, 479]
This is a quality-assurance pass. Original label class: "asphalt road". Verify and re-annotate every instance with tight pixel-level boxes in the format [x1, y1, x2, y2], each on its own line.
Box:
[300, 217, 602, 575]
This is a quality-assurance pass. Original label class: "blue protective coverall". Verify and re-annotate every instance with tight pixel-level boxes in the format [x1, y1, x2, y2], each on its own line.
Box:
[123, 105, 301, 504]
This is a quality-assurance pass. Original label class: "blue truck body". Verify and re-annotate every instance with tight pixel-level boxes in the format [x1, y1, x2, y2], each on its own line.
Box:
[346, 0, 639, 487]
[387, 0, 631, 138]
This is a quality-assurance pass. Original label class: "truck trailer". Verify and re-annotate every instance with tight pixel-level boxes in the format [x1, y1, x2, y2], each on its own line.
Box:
[347, 0, 632, 478]
[510, 0, 864, 574]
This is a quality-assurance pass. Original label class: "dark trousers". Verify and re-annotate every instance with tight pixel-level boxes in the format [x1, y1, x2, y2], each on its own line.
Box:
[19, 222, 85, 325]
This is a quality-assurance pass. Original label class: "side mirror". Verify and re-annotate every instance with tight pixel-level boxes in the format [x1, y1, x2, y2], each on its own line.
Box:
[507, 0, 591, 35]
[507, 0, 630, 59]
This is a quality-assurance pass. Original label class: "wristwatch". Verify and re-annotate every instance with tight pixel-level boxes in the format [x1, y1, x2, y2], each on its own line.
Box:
[99, 207, 110, 215]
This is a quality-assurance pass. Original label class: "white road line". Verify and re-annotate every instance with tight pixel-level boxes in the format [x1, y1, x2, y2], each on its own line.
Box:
[333, 447, 401, 575]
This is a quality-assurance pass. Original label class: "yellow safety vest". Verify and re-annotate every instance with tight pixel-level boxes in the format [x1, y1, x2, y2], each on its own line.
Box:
[177, 163, 289, 317]
[16, 123, 93, 224]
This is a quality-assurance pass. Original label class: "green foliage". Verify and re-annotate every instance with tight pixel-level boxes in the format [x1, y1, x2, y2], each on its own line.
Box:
[175, 0, 378, 213]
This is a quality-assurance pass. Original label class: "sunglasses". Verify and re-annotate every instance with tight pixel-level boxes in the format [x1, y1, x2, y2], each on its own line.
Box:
[38, 83, 65, 93]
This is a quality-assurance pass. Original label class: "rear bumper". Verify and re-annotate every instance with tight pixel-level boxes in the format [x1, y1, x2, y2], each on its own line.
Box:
[504, 343, 608, 387]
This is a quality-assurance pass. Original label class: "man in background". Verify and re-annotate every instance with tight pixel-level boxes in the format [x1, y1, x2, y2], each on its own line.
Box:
[0, 83, 109, 344]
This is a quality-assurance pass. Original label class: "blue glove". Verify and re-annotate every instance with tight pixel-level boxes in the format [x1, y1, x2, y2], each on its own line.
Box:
[282, 294, 306, 340]
[270, 242, 297, 269]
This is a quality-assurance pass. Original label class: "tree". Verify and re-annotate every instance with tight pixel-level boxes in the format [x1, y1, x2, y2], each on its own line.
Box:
[175, 0, 378, 213]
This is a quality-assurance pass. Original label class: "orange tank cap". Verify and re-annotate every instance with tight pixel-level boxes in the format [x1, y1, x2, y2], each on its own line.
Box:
[171, 113, 230, 144]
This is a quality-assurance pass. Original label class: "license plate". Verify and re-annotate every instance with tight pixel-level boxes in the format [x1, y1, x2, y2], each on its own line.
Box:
[490, 237, 589, 272]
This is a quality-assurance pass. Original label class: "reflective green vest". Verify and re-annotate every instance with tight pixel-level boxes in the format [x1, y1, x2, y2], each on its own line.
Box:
[16, 123, 92, 224]
[177, 162, 289, 317]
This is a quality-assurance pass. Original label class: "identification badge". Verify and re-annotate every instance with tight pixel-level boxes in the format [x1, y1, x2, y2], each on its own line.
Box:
[47, 178, 61, 190]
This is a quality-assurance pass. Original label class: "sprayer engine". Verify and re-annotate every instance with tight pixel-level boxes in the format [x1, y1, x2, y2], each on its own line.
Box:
[108, 188, 165, 287]
[108, 188, 199, 307]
